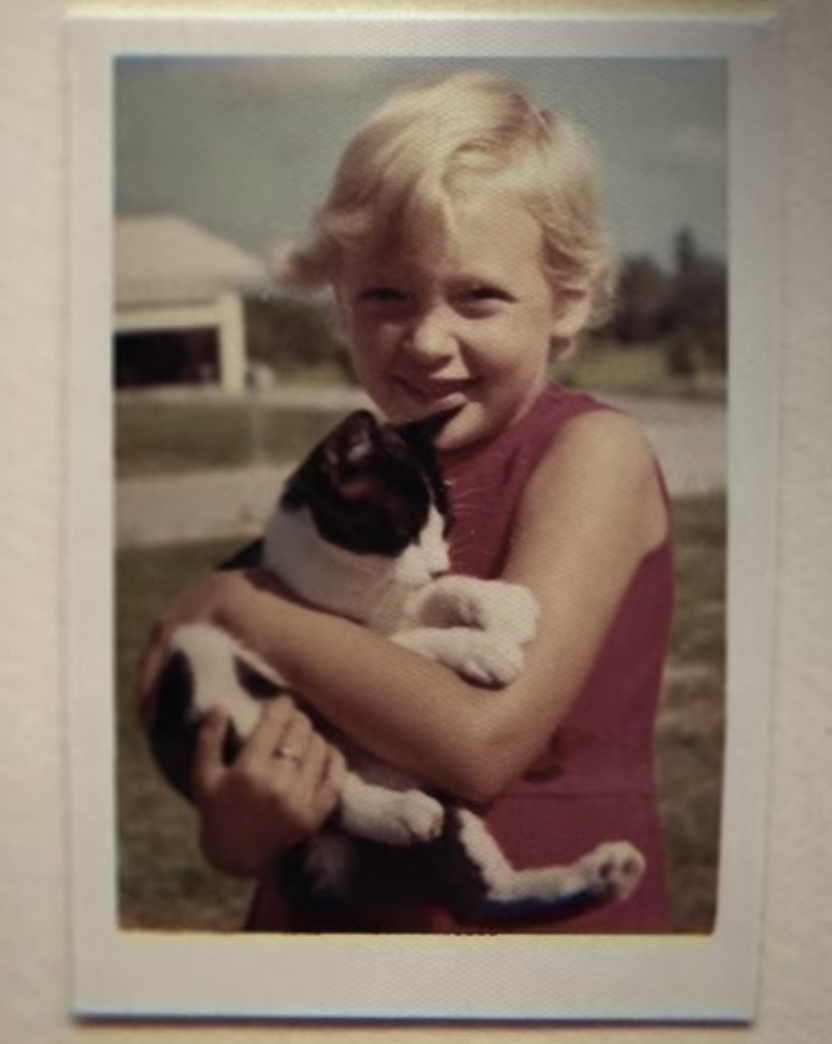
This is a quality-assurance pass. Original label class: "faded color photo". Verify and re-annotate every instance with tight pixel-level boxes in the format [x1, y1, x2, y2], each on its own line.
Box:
[114, 56, 727, 938]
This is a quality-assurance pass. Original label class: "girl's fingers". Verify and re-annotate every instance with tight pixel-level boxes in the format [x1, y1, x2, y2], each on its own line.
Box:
[192, 697, 341, 831]
[271, 705, 314, 770]
[191, 707, 229, 802]
[295, 731, 339, 798]
[288, 734, 345, 829]
[293, 730, 326, 786]
[314, 743, 347, 815]
[235, 697, 298, 768]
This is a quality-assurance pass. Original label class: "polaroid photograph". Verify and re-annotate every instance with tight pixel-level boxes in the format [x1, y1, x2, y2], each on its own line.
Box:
[65, 9, 780, 1023]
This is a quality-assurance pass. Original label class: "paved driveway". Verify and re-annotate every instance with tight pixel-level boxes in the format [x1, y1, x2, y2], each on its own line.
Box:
[116, 392, 726, 548]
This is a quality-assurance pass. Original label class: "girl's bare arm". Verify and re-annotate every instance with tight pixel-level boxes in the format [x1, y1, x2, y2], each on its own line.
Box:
[139, 410, 666, 804]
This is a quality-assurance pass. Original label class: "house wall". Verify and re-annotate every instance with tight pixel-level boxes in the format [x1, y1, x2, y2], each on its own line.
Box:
[115, 291, 247, 393]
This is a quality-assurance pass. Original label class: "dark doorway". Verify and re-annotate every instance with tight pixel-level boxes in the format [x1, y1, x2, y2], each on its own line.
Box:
[114, 328, 220, 388]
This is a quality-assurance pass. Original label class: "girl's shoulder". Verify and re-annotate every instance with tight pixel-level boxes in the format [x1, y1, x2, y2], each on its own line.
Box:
[529, 381, 609, 424]
[533, 383, 654, 465]
[518, 383, 653, 474]
[529, 398, 668, 557]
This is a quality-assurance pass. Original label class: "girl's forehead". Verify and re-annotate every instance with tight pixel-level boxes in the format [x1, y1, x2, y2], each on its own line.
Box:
[341, 193, 545, 283]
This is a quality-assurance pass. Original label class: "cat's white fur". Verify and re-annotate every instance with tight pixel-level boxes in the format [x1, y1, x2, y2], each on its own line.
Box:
[169, 494, 646, 909]
[264, 501, 539, 683]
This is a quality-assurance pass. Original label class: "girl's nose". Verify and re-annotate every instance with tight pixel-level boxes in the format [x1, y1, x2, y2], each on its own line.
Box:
[403, 306, 455, 363]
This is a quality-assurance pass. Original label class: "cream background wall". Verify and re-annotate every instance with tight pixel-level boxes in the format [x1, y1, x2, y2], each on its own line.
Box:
[1, 1, 830, 1041]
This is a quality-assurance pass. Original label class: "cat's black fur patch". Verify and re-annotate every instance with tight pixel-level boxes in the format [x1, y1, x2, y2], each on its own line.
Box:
[274, 818, 480, 931]
[150, 649, 248, 800]
[281, 409, 455, 556]
[275, 807, 603, 930]
[233, 654, 285, 700]
[148, 651, 200, 801]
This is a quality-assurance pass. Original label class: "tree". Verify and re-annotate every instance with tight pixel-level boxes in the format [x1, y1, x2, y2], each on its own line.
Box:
[244, 293, 354, 381]
[667, 228, 728, 375]
[611, 255, 673, 345]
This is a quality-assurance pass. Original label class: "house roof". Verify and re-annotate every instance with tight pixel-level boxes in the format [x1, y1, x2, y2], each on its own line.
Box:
[115, 215, 267, 308]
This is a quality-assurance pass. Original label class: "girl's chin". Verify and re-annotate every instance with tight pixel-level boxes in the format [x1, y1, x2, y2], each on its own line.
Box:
[389, 379, 474, 419]
[431, 405, 491, 453]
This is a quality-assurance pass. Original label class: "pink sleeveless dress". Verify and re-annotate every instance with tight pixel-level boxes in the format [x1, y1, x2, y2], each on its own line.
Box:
[246, 383, 672, 933]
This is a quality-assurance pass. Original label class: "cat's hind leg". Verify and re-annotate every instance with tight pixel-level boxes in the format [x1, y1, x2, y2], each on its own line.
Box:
[339, 772, 445, 846]
[452, 808, 646, 920]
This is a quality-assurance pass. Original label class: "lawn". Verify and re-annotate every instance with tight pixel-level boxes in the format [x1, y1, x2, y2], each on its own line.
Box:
[555, 340, 726, 399]
[116, 492, 726, 935]
[116, 399, 343, 479]
[115, 344, 724, 479]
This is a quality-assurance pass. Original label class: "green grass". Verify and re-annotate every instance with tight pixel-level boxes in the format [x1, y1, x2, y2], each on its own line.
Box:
[555, 340, 727, 399]
[116, 401, 341, 479]
[115, 347, 724, 480]
[116, 539, 253, 929]
[116, 492, 726, 934]
[657, 493, 726, 932]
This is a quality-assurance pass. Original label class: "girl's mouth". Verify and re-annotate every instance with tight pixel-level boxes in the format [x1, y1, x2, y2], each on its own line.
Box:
[395, 377, 474, 408]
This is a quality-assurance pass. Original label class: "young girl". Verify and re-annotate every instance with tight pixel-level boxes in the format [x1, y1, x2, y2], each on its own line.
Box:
[139, 69, 673, 933]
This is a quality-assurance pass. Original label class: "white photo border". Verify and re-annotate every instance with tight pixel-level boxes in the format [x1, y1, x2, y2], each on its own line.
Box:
[65, 12, 780, 1023]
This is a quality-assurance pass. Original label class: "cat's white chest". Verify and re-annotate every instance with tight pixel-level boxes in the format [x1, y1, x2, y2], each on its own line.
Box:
[264, 503, 448, 633]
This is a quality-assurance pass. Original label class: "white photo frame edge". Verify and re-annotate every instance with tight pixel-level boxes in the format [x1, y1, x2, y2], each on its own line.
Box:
[64, 12, 780, 1023]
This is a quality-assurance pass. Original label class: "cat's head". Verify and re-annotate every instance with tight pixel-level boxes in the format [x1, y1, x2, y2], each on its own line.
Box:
[279, 408, 455, 574]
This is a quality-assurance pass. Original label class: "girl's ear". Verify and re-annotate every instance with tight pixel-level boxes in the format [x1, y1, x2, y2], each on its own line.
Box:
[550, 283, 592, 343]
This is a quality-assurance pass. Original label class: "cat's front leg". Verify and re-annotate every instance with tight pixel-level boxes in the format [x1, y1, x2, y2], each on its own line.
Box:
[393, 626, 526, 687]
[405, 576, 540, 647]
[339, 771, 445, 846]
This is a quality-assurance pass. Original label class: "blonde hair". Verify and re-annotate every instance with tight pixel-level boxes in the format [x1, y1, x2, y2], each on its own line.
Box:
[278, 70, 615, 329]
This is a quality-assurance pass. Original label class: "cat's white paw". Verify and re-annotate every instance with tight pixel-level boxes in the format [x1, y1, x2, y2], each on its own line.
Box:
[457, 635, 526, 687]
[375, 791, 445, 846]
[578, 841, 646, 902]
[450, 580, 540, 646]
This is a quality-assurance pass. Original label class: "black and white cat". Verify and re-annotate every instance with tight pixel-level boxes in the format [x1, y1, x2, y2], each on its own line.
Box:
[149, 409, 645, 924]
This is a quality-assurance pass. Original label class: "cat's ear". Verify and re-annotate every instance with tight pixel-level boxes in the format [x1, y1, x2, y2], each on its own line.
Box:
[325, 409, 379, 469]
[396, 405, 461, 449]
[281, 410, 379, 509]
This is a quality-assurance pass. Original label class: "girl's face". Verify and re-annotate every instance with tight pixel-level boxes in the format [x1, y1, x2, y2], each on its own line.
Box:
[334, 191, 588, 453]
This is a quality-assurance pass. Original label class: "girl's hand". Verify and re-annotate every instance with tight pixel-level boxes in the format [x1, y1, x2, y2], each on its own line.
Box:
[192, 697, 346, 878]
[136, 570, 266, 728]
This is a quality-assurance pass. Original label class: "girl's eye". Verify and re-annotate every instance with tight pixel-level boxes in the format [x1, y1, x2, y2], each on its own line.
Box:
[460, 284, 512, 308]
[358, 287, 406, 304]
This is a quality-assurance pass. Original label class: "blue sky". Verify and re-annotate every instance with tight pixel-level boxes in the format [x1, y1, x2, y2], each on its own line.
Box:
[116, 55, 726, 275]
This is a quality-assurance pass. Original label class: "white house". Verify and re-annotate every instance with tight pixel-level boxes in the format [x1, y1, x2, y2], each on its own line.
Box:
[114, 215, 266, 393]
